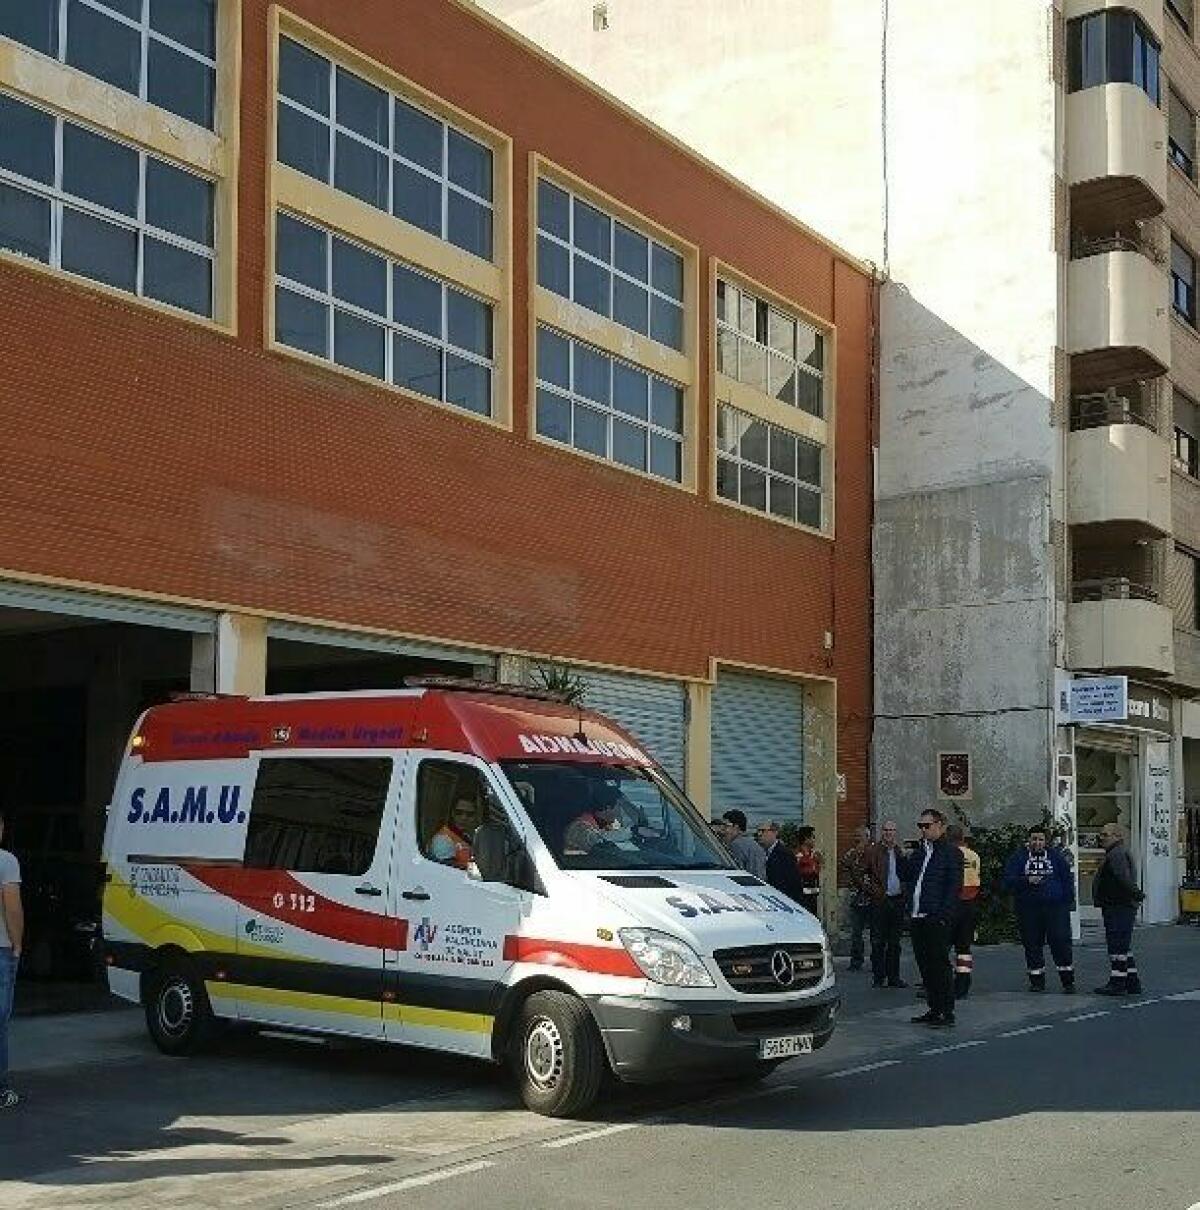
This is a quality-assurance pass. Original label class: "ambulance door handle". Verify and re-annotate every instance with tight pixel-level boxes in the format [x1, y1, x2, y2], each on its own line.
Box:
[355, 883, 383, 897]
[401, 888, 430, 901]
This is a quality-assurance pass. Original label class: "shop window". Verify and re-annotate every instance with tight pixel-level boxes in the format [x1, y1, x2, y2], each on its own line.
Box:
[1067, 9, 1161, 106]
[535, 325, 684, 481]
[0, 91, 216, 316]
[277, 37, 494, 261]
[275, 210, 494, 415]
[0, 0, 217, 129]
[535, 177, 684, 352]
[244, 756, 392, 875]
[716, 277, 825, 419]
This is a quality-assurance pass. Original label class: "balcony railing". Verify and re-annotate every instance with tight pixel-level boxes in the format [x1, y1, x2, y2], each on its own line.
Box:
[1070, 386, 1159, 432]
[1072, 577, 1160, 603]
[1070, 231, 1165, 264]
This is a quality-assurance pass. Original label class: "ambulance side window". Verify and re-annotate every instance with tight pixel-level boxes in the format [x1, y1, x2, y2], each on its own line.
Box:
[243, 757, 392, 876]
[416, 761, 499, 871]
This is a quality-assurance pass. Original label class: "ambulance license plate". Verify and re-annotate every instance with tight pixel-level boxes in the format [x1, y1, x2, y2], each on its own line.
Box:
[759, 1034, 813, 1059]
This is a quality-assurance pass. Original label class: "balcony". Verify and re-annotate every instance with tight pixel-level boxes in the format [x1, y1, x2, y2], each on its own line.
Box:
[1064, 0, 1163, 41]
[1067, 83, 1167, 224]
[1068, 391, 1171, 539]
[1068, 578, 1175, 675]
[1067, 239, 1171, 388]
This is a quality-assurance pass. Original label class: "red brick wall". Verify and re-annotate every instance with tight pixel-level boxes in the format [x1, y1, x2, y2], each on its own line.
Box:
[0, 0, 872, 827]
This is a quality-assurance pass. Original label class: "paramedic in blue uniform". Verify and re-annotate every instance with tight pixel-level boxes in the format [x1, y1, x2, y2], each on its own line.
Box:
[1003, 824, 1075, 993]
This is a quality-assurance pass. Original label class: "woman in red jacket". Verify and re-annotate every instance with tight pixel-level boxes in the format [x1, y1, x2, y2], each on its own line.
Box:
[794, 826, 823, 917]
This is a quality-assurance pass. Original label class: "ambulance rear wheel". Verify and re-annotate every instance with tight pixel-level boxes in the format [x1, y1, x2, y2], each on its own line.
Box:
[511, 991, 605, 1117]
[145, 959, 215, 1056]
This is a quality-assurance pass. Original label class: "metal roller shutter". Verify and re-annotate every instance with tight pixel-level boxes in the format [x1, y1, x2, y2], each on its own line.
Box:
[570, 668, 687, 785]
[0, 578, 215, 633]
[712, 671, 805, 828]
[268, 621, 495, 670]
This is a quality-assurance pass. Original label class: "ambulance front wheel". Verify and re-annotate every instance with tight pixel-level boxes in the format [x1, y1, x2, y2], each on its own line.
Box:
[511, 990, 606, 1117]
[145, 958, 216, 1056]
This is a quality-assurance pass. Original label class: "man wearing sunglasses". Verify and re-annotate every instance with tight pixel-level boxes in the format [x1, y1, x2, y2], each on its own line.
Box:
[905, 808, 963, 1028]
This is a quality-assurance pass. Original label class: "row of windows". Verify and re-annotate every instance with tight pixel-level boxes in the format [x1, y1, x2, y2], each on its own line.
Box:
[1, 0, 217, 129]
[536, 178, 684, 352]
[0, 91, 215, 316]
[277, 37, 494, 263]
[274, 211, 495, 417]
[715, 403, 822, 528]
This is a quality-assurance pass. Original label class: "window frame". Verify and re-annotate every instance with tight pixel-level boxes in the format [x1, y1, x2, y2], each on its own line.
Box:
[1173, 235, 1197, 327]
[1175, 387, 1200, 477]
[1170, 87, 1196, 182]
[1066, 9, 1161, 106]
[0, 90, 217, 318]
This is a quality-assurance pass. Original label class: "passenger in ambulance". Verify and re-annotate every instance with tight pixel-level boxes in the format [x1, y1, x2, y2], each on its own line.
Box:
[430, 798, 478, 869]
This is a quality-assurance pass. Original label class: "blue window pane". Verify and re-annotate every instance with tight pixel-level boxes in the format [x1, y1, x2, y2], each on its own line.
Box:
[0, 0, 59, 57]
[740, 418, 768, 466]
[334, 309, 385, 380]
[0, 95, 55, 185]
[277, 103, 330, 182]
[446, 354, 490, 415]
[651, 243, 684, 300]
[335, 132, 388, 211]
[740, 464, 767, 510]
[275, 213, 327, 291]
[614, 223, 648, 281]
[538, 179, 569, 239]
[66, 2, 140, 97]
[448, 129, 492, 200]
[393, 262, 441, 338]
[650, 434, 682, 482]
[279, 38, 330, 115]
[573, 403, 607, 457]
[769, 478, 796, 522]
[796, 372, 823, 418]
[612, 362, 648, 420]
[574, 344, 610, 405]
[536, 387, 570, 443]
[769, 428, 797, 479]
[797, 439, 822, 487]
[716, 456, 738, 501]
[537, 327, 569, 389]
[650, 379, 683, 433]
[573, 197, 610, 260]
[0, 184, 50, 263]
[613, 419, 646, 471]
[336, 67, 388, 144]
[447, 289, 491, 357]
[94, 0, 141, 19]
[62, 124, 138, 217]
[447, 192, 492, 260]
[537, 235, 569, 297]
[143, 237, 212, 316]
[796, 489, 822, 529]
[573, 255, 610, 317]
[60, 207, 137, 293]
[393, 161, 441, 237]
[613, 277, 648, 334]
[332, 237, 386, 316]
[149, 0, 216, 58]
[394, 99, 442, 173]
[146, 159, 214, 246]
[393, 332, 442, 400]
[276, 286, 328, 357]
[147, 41, 215, 128]
[650, 296, 683, 350]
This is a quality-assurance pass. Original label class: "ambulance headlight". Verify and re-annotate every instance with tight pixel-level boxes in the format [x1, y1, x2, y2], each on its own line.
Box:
[619, 928, 715, 988]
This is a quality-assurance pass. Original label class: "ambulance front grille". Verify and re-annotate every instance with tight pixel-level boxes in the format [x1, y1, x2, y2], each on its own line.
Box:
[712, 943, 824, 995]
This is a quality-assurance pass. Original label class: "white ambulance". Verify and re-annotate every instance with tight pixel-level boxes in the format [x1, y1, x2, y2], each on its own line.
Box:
[101, 682, 838, 1116]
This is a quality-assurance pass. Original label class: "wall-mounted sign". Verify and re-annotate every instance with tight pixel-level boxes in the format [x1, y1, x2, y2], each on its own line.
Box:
[937, 751, 971, 800]
[1068, 676, 1128, 724]
[836, 772, 847, 801]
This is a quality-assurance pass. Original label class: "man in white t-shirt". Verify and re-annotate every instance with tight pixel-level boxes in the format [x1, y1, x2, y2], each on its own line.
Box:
[0, 809, 23, 1109]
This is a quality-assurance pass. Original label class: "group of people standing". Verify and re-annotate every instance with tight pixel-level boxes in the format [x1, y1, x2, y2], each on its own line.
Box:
[713, 811, 823, 916]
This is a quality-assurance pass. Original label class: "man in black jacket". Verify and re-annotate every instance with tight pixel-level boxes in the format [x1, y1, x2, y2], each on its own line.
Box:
[1093, 823, 1145, 995]
[757, 821, 810, 910]
[904, 808, 963, 1027]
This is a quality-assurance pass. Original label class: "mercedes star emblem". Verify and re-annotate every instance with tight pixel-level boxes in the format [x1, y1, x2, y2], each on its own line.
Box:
[770, 948, 796, 988]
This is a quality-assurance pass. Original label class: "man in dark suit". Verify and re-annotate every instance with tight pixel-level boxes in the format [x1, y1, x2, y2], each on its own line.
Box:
[757, 821, 810, 910]
[904, 808, 963, 1028]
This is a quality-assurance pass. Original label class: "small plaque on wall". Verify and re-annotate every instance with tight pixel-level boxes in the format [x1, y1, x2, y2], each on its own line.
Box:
[937, 751, 972, 800]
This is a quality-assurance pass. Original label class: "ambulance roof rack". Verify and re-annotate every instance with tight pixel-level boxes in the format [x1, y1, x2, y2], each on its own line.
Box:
[404, 676, 572, 704]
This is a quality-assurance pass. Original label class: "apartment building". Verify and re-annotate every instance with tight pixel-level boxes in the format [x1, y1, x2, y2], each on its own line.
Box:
[0, 0, 872, 965]
[480, 0, 1198, 920]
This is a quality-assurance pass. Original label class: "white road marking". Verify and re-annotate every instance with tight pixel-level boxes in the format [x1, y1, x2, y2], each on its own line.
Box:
[1118, 997, 1161, 1009]
[1164, 989, 1200, 1001]
[317, 1161, 494, 1206]
[822, 1059, 902, 1080]
[920, 1039, 988, 1056]
[543, 1123, 641, 1149]
[1064, 1011, 1110, 1023]
[997, 1024, 1054, 1039]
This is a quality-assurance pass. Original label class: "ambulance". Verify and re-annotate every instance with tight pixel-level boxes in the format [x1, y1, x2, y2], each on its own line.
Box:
[101, 681, 839, 1116]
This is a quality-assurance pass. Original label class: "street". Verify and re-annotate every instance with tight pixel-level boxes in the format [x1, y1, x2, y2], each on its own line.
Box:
[1, 927, 1198, 1210]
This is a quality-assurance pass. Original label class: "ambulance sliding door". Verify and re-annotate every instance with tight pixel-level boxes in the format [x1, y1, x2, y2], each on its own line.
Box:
[233, 753, 403, 1038]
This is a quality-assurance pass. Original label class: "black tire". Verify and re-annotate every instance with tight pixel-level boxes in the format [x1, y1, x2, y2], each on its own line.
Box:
[144, 958, 216, 1056]
[510, 990, 606, 1117]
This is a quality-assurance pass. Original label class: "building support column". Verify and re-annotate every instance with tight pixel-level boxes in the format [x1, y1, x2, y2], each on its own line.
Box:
[215, 613, 268, 696]
[685, 680, 712, 817]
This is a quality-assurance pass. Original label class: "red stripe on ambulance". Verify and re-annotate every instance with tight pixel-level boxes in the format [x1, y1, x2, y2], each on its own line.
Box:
[503, 936, 641, 977]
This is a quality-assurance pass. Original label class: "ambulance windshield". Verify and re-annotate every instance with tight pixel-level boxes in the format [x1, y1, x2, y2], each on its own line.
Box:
[499, 761, 735, 871]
